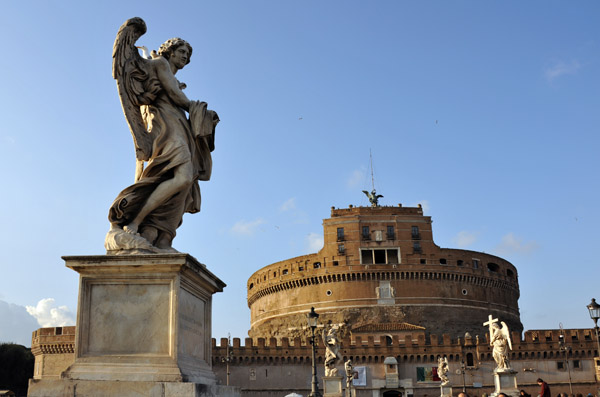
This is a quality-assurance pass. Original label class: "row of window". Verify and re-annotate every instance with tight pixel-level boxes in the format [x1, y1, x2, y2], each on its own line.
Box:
[250, 253, 514, 290]
[337, 226, 421, 241]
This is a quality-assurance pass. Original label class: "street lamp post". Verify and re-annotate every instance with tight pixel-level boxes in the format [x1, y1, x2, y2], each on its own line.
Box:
[587, 298, 600, 357]
[308, 307, 322, 397]
[460, 360, 467, 393]
[558, 324, 573, 395]
[219, 333, 234, 386]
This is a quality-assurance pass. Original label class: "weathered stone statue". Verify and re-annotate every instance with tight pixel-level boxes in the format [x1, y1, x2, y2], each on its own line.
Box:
[105, 17, 219, 254]
[322, 325, 343, 376]
[437, 356, 449, 385]
[484, 315, 512, 372]
[344, 359, 356, 396]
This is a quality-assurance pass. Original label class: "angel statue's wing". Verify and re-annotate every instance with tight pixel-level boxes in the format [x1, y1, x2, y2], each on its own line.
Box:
[501, 321, 513, 350]
[113, 17, 160, 162]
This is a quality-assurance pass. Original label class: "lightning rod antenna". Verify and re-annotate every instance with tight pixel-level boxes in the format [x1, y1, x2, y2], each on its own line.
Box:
[370, 149, 375, 191]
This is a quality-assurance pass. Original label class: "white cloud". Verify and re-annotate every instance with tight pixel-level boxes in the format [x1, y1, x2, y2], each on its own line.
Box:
[279, 197, 296, 212]
[306, 233, 324, 252]
[347, 168, 366, 189]
[494, 233, 539, 255]
[453, 231, 480, 248]
[544, 60, 581, 81]
[26, 298, 75, 328]
[2, 135, 16, 144]
[230, 218, 266, 236]
[0, 300, 40, 346]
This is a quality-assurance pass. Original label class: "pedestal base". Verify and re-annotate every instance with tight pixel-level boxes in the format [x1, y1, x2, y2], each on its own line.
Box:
[323, 375, 343, 397]
[490, 369, 519, 397]
[28, 379, 240, 397]
[28, 254, 238, 397]
[440, 384, 452, 397]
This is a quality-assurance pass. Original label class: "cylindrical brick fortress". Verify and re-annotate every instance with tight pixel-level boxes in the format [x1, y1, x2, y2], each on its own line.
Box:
[247, 205, 521, 339]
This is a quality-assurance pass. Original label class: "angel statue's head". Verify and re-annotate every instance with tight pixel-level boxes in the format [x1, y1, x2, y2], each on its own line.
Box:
[158, 38, 193, 66]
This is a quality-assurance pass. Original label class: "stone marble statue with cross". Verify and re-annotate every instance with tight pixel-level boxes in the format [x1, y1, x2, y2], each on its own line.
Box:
[484, 315, 513, 372]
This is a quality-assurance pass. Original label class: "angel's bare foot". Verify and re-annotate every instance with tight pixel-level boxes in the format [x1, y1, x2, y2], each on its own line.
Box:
[124, 223, 139, 235]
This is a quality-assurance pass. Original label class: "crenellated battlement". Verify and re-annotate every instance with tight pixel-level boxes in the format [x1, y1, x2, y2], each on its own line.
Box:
[212, 328, 600, 366]
[330, 204, 424, 217]
[30, 326, 75, 356]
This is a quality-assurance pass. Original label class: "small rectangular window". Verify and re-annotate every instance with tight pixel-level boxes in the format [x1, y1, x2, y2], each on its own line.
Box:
[313, 262, 321, 269]
[556, 361, 565, 370]
[362, 226, 370, 239]
[338, 244, 345, 254]
[571, 333, 578, 341]
[420, 259, 426, 264]
[387, 226, 395, 240]
[413, 241, 421, 253]
[472, 259, 479, 269]
[411, 226, 420, 239]
[298, 266, 304, 271]
[573, 360, 581, 369]
[387, 249, 398, 264]
[282, 269, 288, 275]
[333, 261, 339, 266]
[337, 227, 344, 241]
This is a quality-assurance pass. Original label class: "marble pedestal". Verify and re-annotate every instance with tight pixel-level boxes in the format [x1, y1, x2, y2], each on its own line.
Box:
[490, 369, 519, 397]
[323, 375, 343, 397]
[440, 384, 452, 397]
[28, 254, 240, 397]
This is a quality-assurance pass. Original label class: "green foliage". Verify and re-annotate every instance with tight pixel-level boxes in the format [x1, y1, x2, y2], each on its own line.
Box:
[0, 343, 34, 396]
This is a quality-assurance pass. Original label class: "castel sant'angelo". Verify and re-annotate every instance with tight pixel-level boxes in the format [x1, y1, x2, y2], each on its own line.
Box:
[248, 200, 522, 341]
[29, 195, 600, 396]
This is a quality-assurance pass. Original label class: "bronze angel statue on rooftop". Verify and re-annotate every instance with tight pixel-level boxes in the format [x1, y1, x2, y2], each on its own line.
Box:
[105, 17, 219, 254]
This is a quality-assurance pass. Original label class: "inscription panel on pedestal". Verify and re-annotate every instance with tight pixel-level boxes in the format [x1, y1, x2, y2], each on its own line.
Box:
[86, 282, 170, 355]
[499, 374, 517, 389]
[178, 288, 205, 360]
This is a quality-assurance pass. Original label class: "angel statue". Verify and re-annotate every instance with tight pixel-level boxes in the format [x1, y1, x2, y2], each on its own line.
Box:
[362, 189, 383, 207]
[322, 325, 343, 376]
[484, 317, 512, 372]
[437, 356, 449, 385]
[104, 17, 219, 254]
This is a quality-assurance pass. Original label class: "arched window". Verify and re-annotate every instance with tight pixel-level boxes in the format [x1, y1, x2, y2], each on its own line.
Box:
[466, 352, 474, 367]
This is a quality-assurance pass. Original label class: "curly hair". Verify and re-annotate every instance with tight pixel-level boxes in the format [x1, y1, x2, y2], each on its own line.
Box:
[158, 38, 193, 65]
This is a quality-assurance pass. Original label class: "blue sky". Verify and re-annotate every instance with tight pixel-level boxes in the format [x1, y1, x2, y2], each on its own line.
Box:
[0, 1, 598, 346]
